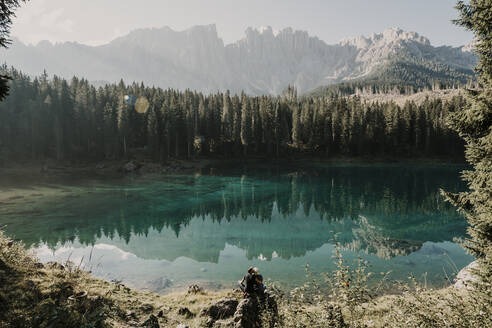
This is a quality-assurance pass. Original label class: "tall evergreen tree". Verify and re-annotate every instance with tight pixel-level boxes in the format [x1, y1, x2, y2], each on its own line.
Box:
[0, 0, 26, 100]
[443, 0, 492, 307]
[240, 96, 252, 156]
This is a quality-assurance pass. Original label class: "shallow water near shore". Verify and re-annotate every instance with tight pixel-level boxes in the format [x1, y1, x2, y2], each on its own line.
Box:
[0, 162, 473, 293]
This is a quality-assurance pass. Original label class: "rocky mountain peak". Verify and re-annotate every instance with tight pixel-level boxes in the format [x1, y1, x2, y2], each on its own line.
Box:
[340, 27, 431, 49]
[2, 25, 475, 95]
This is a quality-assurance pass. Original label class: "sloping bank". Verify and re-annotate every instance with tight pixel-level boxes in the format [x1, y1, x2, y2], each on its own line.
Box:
[0, 231, 486, 328]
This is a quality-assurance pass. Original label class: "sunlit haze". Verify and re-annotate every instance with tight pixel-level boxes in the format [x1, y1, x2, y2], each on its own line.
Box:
[11, 0, 473, 46]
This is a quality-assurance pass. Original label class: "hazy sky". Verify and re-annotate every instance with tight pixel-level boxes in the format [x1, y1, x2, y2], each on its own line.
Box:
[11, 0, 473, 47]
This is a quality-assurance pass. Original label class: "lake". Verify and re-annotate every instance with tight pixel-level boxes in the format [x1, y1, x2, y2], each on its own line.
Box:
[0, 162, 473, 293]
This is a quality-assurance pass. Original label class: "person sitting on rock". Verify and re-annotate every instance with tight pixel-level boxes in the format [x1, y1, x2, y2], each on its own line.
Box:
[254, 274, 278, 315]
[254, 274, 266, 295]
[254, 274, 270, 305]
[239, 267, 259, 296]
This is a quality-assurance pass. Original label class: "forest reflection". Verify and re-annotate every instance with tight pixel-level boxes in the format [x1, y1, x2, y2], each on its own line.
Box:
[2, 164, 467, 262]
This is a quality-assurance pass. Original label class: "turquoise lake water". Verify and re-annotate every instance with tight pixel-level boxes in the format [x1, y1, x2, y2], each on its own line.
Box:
[0, 163, 473, 293]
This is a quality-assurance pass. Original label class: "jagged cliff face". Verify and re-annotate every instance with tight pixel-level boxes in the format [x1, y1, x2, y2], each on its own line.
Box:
[1, 25, 477, 94]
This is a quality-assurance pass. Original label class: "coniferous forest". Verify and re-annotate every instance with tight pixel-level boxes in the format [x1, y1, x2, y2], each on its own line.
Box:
[0, 66, 465, 163]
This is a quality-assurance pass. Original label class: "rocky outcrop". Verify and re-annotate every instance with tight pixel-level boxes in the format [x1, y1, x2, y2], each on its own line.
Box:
[188, 284, 204, 295]
[200, 298, 239, 326]
[141, 314, 159, 328]
[200, 295, 278, 328]
[232, 297, 260, 328]
[177, 307, 195, 319]
[454, 260, 478, 290]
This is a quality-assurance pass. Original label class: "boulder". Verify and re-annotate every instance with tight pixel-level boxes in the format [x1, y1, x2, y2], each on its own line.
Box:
[33, 262, 45, 269]
[125, 310, 138, 320]
[454, 260, 479, 290]
[233, 297, 260, 328]
[45, 261, 65, 270]
[188, 284, 203, 294]
[212, 319, 235, 328]
[140, 303, 154, 312]
[200, 298, 239, 326]
[141, 314, 159, 328]
[232, 294, 279, 328]
[123, 161, 141, 173]
[177, 307, 195, 318]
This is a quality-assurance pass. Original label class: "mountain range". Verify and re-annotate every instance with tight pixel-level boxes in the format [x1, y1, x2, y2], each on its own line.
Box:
[1, 25, 477, 95]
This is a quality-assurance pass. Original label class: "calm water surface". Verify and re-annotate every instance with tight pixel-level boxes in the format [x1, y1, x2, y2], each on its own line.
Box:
[0, 163, 473, 293]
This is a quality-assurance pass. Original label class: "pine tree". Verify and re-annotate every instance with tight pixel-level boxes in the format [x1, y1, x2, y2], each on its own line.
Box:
[240, 96, 252, 156]
[442, 0, 492, 306]
[291, 103, 301, 147]
[222, 90, 233, 142]
[0, 1, 25, 100]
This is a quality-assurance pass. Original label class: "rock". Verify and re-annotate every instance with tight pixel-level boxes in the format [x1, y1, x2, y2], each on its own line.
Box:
[140, 303, 154, 312]
[67, 290, 88, 302]
[157, 310, 164, 318]
[126, 310, 138, 320]
[232, 295, 279, 328]
[45, 261, 65, 270]
[212, 319, 235, 328]
[33, 262, 44, 269]
[187, 284, 203, 294]
[454, 260, 479, 290]
[233, 297, 260, 328]
[200, 298, 238, 321]
[123, 161, 141, 173]
[149, 277, 172, 291]
[177, 307, 195, 318]
[141, 314, 160, 328]
[176, 324, 189, 328]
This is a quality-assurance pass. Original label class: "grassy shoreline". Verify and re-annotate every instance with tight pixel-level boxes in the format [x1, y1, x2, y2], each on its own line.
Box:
[1, 230, 486, 328]
[0, 156, 466, 179]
